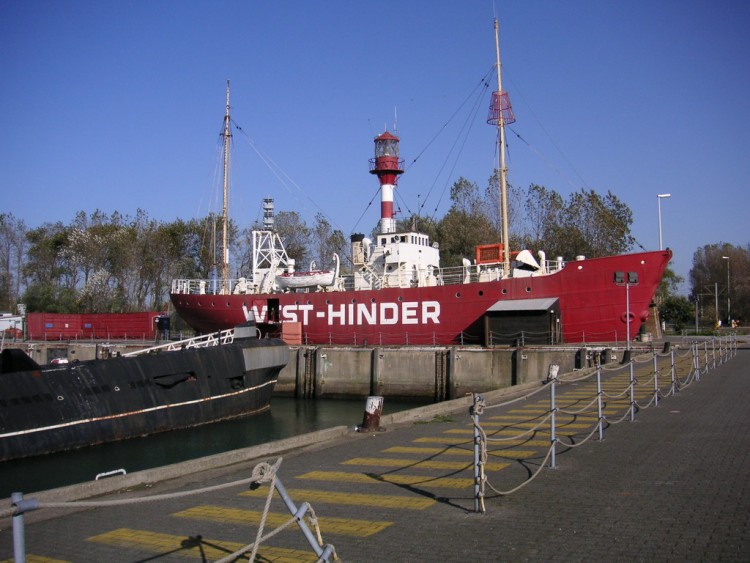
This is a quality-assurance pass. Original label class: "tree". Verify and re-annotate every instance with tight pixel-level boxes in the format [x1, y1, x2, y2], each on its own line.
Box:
[521, 184, 564, 252]
[690, 243, 750, 326]
[23, 222, 76, 311]
[483, 171, 521, 245]
[433, 178, 498, 267]
[655, 266, 683, 305]
[310, 213, 346, 271]
[0, 213, 27, 312]
[272, 211, 310, 267]
[395, 213, 439, 242]
[550, 189, 634, 259]
[660, 295, 695, 331]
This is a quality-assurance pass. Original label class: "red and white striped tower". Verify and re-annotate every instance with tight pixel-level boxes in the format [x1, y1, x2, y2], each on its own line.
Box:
[369, 131, 404, 234]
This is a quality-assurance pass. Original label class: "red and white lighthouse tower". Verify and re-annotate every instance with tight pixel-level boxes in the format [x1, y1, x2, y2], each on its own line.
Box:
[369, 131, 404, 234]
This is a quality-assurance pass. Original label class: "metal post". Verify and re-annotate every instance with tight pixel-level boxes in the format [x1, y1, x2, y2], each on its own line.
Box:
[626, 283, 631, 350]
[629, 361, 635, 422]
[714, 281, 719, 327]
[549, 373, 557, 469]
[711, 338, 716, 369]
[596, 365, 604, 441]
[11, 492, 38, 563]
[12, 493, 26, 563]
[722, 255, 730, 325]
[471, 393, 484, 513]
[273, 478, 334, 561]
[689, 343, 696, 383]
[657, 193, 671, 250]
[669, 348, 676, 395]
[653, 353, 659, 407]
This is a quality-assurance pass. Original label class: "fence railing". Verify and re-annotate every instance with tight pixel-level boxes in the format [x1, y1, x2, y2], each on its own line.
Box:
[469, 334, 738, 513]
[4, 458, 336, 563]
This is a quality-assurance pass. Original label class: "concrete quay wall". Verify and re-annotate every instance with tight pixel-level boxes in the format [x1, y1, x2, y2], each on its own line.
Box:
[275, 345, 591, 400]
[14, 340, 622, 401]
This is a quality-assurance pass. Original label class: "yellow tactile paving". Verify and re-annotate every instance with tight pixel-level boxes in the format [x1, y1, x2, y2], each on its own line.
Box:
[413, 436, 551, 447]
[295, 470, 474, 489]
[491, 414, 600, 421]
[241, 487, 436, 510]
[87, 527, 317, 562]
[173, 505, 391, 537]
[0, 557, 70, 563]
[446, 428, 551, 436]
[445, 428, 589, 440]
[342, 456, 509, 472]
[383, 445, 538, 459]
[478, 421, 595, 429]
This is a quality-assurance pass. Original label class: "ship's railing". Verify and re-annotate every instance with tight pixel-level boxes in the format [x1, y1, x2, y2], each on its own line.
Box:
[171, 259, 566, 296]
[121, 328, 235, 357]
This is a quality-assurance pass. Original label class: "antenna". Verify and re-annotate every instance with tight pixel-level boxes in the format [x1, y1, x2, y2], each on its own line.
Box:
[394, 106, 398, 131]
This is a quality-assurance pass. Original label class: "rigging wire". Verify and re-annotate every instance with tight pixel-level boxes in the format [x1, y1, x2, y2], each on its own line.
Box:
[502, 70, 647, 252]
[428, 77, 491, 222]
[231, 120, 347, 236]
[367, 66, 495, 226]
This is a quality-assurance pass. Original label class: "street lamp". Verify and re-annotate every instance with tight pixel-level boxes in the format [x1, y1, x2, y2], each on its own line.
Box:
[615, 271, 638, 349]
[722, 256, 730, 326]
[657, 193, 671, 250]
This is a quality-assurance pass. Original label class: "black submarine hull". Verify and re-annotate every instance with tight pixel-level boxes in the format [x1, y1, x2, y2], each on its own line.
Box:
[0, 323, 289, 461]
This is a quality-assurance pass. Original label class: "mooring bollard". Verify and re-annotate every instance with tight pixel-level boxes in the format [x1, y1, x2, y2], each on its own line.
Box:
[357, 396, 384, 432]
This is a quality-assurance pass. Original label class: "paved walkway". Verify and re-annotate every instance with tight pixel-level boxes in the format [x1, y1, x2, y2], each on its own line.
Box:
[2, 344, 748, 562]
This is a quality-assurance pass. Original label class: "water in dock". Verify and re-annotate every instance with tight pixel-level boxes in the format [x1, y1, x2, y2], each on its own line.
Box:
[0, 397, 424, 498]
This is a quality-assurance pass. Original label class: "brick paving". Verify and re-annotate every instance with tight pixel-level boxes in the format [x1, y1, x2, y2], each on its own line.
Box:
[1, 344, 748, 562]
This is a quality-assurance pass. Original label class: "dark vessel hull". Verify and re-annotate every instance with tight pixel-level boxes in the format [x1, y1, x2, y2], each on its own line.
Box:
[0, 324, 289, 461]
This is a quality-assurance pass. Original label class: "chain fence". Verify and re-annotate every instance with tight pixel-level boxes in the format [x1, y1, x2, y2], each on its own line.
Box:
[469, 335, 738, 513]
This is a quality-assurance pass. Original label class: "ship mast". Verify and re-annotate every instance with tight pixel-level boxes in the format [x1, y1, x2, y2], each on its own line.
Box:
[486, 19, 517, 274]
[221, 80, 231, 294]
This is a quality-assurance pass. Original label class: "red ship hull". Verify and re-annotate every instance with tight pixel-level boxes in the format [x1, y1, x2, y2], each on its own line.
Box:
[171, 249, 672, 345]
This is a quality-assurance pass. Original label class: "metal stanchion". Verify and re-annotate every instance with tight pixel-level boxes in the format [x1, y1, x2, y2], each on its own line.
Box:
[596, 365, 604, 441]
[549, 366, 558, 469]
[653, 353, 659, 407]
[629, 361, 635, 422]
[471, 393, 485, 514]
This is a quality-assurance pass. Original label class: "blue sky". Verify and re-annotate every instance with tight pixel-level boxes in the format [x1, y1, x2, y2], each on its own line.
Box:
[2, 0, 749, 294]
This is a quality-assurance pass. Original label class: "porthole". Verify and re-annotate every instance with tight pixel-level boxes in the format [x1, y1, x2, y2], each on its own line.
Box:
[371, 298, 376, 303]
[478, 291, 484, 296]
[455, 292, 462, 298]
[501, 288, 508, 295]
[525, 287, 532, 293]
[57, 395, 64, 401]
[114, 386, 120, 392]
[398, 296, 403, 301]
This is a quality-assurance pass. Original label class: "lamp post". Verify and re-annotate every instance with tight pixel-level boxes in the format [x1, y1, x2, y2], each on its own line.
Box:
[615, 271, 638, 349]
[657, 193, 671, 250]
[722, 256, 730, 326]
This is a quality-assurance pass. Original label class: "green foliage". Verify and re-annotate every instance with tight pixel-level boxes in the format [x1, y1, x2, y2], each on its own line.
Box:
[660, 295, 694, 330]
[655, 267, 683, 304]
[690, 243, 750, 325]
[431, 178, 635, 265]
[22, 283, 79, 313]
